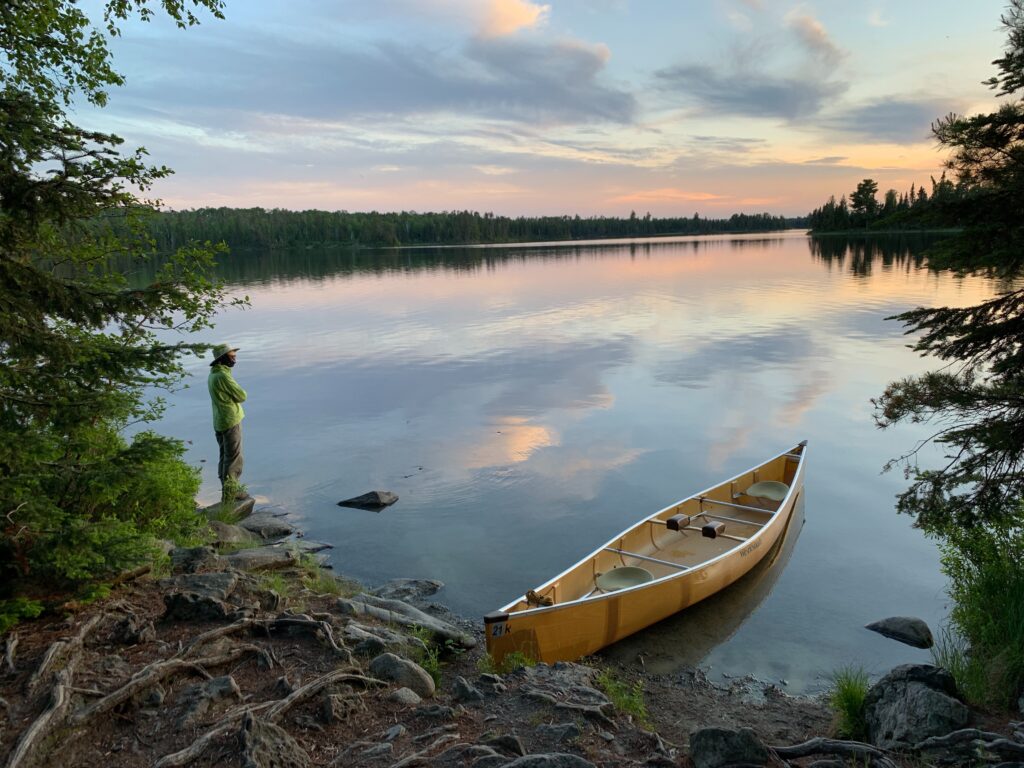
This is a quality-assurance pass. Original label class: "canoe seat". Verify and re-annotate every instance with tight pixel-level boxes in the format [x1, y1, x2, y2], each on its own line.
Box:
[595, 566, 653, 592]
[743, 480, 789, 503]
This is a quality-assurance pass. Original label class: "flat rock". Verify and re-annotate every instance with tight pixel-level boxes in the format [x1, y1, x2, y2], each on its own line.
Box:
[239, 510, 295, 540]
[291, 539, 333, 553]
[865, 616, 934, 649]
[225, 546, 298, 572]
[337, 490, 399, 510]
[371, 578, 444, 602]
[689, 727, 769, 768]
[369, 653, 435, 699]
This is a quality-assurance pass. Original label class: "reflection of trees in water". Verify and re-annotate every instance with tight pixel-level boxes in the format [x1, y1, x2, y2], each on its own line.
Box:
[113, 235, 795, 288]
[808, 234, 948, 277]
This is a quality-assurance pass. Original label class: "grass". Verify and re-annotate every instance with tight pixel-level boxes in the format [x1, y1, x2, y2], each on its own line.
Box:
[595, 668, 650, 727]
[477, 650, 537, 676]
[296, 553, 359, 597]
[829, 665, 869, 739]
[256, 572, 293, 600]
[408, 625, 442, 685]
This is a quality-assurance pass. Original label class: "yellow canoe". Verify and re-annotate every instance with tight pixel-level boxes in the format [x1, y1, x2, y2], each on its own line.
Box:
[484, 441, 808, 665]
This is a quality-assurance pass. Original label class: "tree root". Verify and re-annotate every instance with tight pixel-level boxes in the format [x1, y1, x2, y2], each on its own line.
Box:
[917, 728, 1024, 760]
[25, 614, 103, 698]
[6, 668, 73, 768]
[770, 737, 897, 768]
[388, 733, 461, 768]
[174, 618, 261, 659]
[269, 615, 349, 657]
[4, 632, 18, 674]
[152, 667, 384, 767]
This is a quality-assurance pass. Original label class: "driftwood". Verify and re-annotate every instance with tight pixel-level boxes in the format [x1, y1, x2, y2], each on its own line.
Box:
[152, 667, 384, 767]
[4, 632, 18, 674]
[6, 669, 73, 768]
[71, 646, 260, 725]
[25, 614, 103, 697]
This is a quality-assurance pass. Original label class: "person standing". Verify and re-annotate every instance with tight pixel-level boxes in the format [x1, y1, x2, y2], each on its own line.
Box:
[208, 343, 248, 500]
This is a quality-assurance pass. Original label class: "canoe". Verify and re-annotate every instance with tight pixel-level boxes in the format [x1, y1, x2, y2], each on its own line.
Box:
[484, 441, 808, 665]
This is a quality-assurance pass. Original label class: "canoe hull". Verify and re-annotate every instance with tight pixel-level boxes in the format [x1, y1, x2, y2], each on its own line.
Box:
[485, 446, 805, 665]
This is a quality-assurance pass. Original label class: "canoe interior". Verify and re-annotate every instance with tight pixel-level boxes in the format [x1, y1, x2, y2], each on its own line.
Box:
[499, 445, 804, 614]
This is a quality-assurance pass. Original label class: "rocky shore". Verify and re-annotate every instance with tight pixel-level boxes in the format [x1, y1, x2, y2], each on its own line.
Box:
[0, 499, 1021, 768]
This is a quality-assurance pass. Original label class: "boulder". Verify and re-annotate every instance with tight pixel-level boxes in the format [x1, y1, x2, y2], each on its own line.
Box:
[225, 546, 298, 572]
[209, 521, 256, 547]
[337, 490, 399, 510]
[371, 578, 444, 603]
[369, 653, 435, 699]
[171, 572, 239, 601]
[864, 664, 970, 750]
[688, 727, 769, 768]
[481, 734, 526, 757]
[388, 687, 422, 706]
[865, 617, 934, 649]
[169, 546, 223, 574]
[238, 510, 295, 540]
[163, 592, 231, 621]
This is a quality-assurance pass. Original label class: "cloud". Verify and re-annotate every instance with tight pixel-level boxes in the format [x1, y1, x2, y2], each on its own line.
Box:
[820, 96, 959, 144]
[611, 188, 725, 203]
[655, 64, 847, 119]
[785, 10, 845, 66]
[478, 0, 551, 37]
[803, 156, 847, 164]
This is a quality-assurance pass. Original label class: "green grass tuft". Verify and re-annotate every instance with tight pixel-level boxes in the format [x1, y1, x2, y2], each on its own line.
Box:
[595, 667, 650, 727]
[829, 665, 869, 739]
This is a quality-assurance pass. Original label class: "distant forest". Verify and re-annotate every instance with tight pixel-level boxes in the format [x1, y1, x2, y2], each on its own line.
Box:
[807, 174, 968, 232]
[130, 207, 807, 250]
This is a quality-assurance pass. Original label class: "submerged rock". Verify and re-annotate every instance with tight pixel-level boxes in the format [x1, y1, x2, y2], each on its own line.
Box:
[865, 616, 934, 649]
[337, 490, 399, 511]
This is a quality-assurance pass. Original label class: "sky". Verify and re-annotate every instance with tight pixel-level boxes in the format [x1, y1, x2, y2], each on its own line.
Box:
[81, 0, 1011, 217]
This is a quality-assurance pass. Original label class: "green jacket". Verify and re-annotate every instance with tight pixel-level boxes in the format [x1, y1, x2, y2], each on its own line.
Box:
[208, 364, 246, 432]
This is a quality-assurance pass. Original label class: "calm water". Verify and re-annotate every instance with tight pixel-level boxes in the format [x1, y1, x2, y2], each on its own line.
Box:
[158, 231, 998, 692]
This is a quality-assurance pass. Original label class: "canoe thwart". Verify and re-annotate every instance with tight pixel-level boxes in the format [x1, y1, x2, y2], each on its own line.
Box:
[603, 547, 692, 571]
[702, 521, 726, 539]
[666, 513, 692, 531]
[595, 566, 654, 592]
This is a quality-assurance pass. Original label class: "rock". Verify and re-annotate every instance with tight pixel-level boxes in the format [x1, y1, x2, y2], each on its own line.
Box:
[239, 510, 295, 540]
[503, 755, 596, 768]
[241, 712, 310, 768]
[481, 734, 526, 757]
[202, 496, 255, 521]
[172, 571, 239, 600]
[369, 653, 435, 699]
[476, 673, 507, 694]
[209, 520, 257, 547]
[536, 722, 581, 743]
[205, 675, 242, 702]
[453, 676, 484, 703]
[291, 539, 333, 554]
[140, 684, 165, 708]
[226, 546, 298, 572]
[179, 675, 242, 726]
[169, 546, 223, 573]
[320, 692, 365, 723]
[337, 490, 399, 510]
[163, 592, 231, 621]
[112, 613, 156, 645]
[472, 758, 508, 768]
[371, 578, 444, 603]
[336, 594, 476, 648]
[382, 724, 407, 741]
[360, 743, 393, 758]
[864, 664, 969, 750]
[1019, 690, 1024, 715]
[689, 727, 769, 768]
[415, 704, 459, 719]
[388, 687, 422, 706]
[865, 617, 935, 649]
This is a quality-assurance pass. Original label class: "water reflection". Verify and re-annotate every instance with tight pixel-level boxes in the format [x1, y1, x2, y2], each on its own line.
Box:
[601, 495, 805, 674]
[808, 234, 939, 276]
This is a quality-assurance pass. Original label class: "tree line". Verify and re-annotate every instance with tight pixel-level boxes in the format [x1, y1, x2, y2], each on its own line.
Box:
[807, 174, 967, 232]
[127, 207, 806, 251]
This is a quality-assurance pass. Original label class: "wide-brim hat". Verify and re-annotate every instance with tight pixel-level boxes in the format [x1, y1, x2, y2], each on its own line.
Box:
[212, 343, 240, 360]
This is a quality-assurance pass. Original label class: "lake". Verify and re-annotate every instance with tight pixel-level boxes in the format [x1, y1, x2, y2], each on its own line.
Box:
[158, 231, 998, 692]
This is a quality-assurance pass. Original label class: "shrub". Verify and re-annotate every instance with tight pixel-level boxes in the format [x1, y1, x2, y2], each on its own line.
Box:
[829, 665, 869, 739]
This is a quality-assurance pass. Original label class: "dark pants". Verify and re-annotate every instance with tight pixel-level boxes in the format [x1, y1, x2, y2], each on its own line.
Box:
[216, 422, 244, 486]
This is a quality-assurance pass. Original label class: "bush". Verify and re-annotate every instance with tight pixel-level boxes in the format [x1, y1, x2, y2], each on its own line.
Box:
[829, 665, 869, 739]
[937, 518, 1024, 709]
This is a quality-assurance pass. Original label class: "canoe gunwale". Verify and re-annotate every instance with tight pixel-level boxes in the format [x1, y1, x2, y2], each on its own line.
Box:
[496, 442, 807, 617]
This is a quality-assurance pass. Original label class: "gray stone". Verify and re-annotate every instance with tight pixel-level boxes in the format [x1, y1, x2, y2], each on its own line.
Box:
[202, 496, 255, 521]
[141, 684, 165, 708]
[504, 755, 596, 768]
[864, 664, 969, 750]
[865, 617, 935, 649]
[241, 712, 310, 768]
[113, 613, 156, 645]
[415, 704, 459, 719]
[536, 722, 581, 743]
[382, 724, 407, 741]
[369, 653, 435, 698]
[163, 592, 230, 621]
[320, 692, 365, 724]
[476, 673, 507, 694]
[225, 546, 298, 572]
[354, 636, 387, 657]
[292, 539, 333, 554]
[481, 734, 526, 756]
[205, 675, 242, 702]
[172, 571, 239, 600]
[689, 727, 769, 768]
[360, 743, 393, 758]
[169, 546, 223, 573]
[453, 675, 485, 703]
[388, 687, 422, 706]
[209, 520, 257, 547]
[337, 490, 399, 510]
[239, 510, 295, 540]
[179, 675, 241, 726]
[471, 757, 508, 768]
[371, 578, 444, 603]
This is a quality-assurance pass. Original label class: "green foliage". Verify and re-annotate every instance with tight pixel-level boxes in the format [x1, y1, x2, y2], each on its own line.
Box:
[828, 665, 869, 739]
[256, 572, 292, 601]
[477, 650, 537, 676]
[595, 668, 649, 727]
[297, 554, 357, 597]
[0, 597, 44, 635]
[0, 1, 233, 597]
[934, 519, 1024, 708]
[930, 626, 991, 706]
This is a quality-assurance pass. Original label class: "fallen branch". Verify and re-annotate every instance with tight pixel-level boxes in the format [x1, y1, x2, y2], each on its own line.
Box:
[72, 646, 259, 725]
[4, 632, 18, 674]
[26, 614, 103, 698]
[6, 669, 73, 768]
[152, 667, 384, 768]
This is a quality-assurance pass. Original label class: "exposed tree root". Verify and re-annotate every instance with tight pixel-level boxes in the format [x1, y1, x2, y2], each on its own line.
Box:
[6, 669, 73, 768]
[269, 615, 349, 657]
[174, 618, 261, 659]
[388, 733, 461, 768]
[25, 614, 103, 698]
[917, 728, 1024, 760]
[4, 633, 17, 674]
[770, 737, 897, 768]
